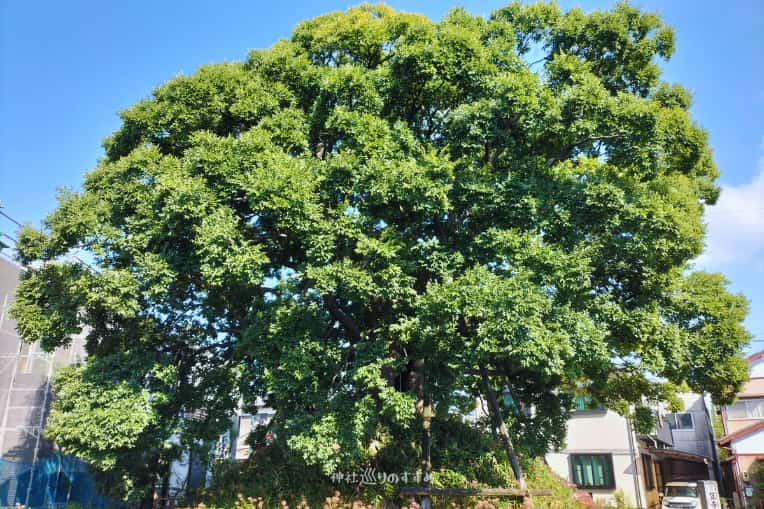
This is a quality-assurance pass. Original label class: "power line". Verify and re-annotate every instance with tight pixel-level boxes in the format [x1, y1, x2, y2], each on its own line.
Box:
[0, 209, 21, 227]
[0, 232, 16, 250]
[0, 205, 97, 272]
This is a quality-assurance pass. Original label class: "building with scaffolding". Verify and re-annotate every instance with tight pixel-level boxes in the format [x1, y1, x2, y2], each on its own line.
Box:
[0, 255, 109, 507]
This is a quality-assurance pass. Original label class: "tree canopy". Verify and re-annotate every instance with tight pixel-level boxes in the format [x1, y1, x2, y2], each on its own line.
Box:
[11, 1, 750, 502]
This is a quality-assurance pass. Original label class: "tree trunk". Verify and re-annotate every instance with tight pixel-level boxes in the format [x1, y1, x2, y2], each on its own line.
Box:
[479, 365, 527, 490]
[139, 453, 161, 509]
[140, 486, 155, 509]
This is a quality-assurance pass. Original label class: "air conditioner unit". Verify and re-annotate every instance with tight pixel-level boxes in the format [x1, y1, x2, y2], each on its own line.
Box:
[742, 471, 750, 482]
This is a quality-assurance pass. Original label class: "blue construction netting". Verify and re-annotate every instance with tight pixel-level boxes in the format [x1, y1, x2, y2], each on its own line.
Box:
[0, 453, 113, 508]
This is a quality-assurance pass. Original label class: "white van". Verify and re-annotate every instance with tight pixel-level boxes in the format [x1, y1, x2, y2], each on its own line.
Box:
[660, 480, 721, 509]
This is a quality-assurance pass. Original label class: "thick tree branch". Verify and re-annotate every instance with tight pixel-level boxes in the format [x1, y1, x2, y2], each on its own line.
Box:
[480, 364, 527, 490]
[323, 293, 362, 343]
[545, 132, 627, 167]
[256, 286, 281, 296]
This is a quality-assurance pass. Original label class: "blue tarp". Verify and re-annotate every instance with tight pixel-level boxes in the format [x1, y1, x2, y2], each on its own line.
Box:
[0, 454, 112, 508]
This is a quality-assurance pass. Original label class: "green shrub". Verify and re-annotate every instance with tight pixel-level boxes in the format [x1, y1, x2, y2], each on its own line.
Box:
[613, 490, 635, 509]
[203, 453, 589, 509]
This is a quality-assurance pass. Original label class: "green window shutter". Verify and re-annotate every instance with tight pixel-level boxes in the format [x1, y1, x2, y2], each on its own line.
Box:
[574, 395, 589, 410]
[571, 455, 615, 489]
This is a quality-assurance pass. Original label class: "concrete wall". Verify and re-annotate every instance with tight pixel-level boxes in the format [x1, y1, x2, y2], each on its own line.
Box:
[739, 379, 764, 399]
[732, 455, 764, 508]
[546, 409, 646, 507]
[728, 433, 763, 509]
[730, 427, 764, 455]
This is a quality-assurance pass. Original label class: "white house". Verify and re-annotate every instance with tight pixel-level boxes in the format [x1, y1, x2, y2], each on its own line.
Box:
[718, 350, 764, 508]
[546, 403, 647, 507]
[547, 394, 719, 508]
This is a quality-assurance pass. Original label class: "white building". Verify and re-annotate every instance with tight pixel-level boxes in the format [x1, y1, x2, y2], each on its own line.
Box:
[546, 403, 647, 507]
[546, 394, 719, 508]
[167, 400, 275, 498]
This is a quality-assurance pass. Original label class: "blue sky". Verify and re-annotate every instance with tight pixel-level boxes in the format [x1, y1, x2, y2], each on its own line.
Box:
[1, 1, 762, 346]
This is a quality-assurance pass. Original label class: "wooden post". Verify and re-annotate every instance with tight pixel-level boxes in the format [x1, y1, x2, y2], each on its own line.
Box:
[400, 488, 552, 497]
[421, 392, 433, 509]
[479, 366, 527, 490]
[412, 359, 433, 509]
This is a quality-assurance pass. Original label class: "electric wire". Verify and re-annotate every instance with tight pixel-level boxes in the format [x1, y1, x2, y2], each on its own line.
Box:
[0, 206, 97, 272]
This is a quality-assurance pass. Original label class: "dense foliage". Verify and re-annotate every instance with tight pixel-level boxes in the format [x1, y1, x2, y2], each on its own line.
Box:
[11, 1, 750, 503]
[205, 455, 583, 509]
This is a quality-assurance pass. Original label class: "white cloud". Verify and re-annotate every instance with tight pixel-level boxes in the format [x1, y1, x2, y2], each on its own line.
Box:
[697, 156, 764, 268]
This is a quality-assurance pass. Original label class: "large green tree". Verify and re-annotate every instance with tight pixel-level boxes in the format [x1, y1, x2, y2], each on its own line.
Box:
[11, 0, 750, 501]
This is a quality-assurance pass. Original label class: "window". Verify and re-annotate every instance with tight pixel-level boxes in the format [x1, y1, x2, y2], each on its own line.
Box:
[746, 400, 764, 418]
[502, 390, 516, 409]
[727, 399, 764, 420]
[665, 413, 694, 430]
[728, 401, 747, 419]
[574, 395, 604, 411]
[571, 454, 615, 489]
[665, 485, 698, 498]
[254, 411, 273, 426]
[238, 415, 254, 437]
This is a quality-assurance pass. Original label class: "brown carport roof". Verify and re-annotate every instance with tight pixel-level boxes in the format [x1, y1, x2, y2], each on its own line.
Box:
[642, 447, 710, 464]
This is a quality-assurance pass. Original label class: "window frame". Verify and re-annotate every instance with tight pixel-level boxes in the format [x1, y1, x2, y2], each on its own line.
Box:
[570, 453, 616, 490]
[727, 399, 764, 420]
[665, 412, 694, 430]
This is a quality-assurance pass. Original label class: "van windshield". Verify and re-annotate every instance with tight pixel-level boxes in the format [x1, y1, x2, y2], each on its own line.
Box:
[665, 486, 698, 497]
